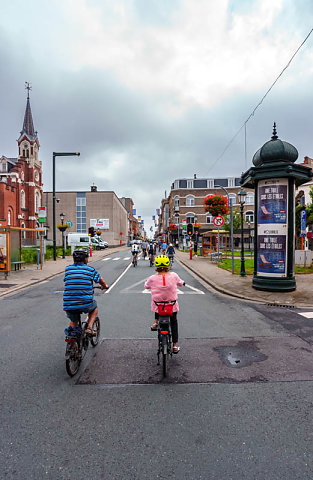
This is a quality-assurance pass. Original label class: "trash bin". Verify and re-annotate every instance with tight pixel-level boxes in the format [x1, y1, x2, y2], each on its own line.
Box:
[199, 245, 202, 256]
[36, 249, 41, 266]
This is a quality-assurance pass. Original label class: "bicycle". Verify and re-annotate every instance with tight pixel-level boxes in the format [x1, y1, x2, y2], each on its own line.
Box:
[142, 249, 147, 260]
[149, 253, 154, 267]
[153, 300, 176, 377]
[168, 255, 174, 267]
[132, 253, 138, 267]
[65, 288, 101, 377]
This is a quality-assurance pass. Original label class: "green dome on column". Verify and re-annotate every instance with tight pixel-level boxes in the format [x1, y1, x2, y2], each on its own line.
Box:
[253, 123, 298, 167]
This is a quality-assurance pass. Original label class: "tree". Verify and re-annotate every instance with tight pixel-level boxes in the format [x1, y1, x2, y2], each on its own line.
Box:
[223, 207, 241, 233]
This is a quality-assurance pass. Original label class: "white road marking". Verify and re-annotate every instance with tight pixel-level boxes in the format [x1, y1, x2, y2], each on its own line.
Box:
[102, 258, 111, 261]
[105, 262, 133, 294]
[184, 283, 205, 295]
[113, 257, 121, 261]
[299, 312, 313, 318]
[124, 257, 130, 260]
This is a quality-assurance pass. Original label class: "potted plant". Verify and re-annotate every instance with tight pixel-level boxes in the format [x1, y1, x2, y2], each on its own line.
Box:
[168, 223, 178, 232]
[57, 223, 69, 232]
[203, 194, 229, 217]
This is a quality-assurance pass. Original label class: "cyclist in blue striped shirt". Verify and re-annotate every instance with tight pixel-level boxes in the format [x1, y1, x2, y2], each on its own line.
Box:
[63, 249, 108, 337]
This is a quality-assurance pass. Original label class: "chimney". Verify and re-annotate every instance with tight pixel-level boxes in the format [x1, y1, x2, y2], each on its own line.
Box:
[91, 184, 97, 192]
[194, 174, 197, 179]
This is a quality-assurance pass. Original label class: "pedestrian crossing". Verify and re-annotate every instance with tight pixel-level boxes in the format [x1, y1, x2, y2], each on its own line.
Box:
[298, 312, 313, 319]
[102, 256, 131, 261]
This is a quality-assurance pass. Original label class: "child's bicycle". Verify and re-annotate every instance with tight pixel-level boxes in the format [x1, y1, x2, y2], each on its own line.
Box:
[153, 300, 176, 378]
[65, 288, 101, 377]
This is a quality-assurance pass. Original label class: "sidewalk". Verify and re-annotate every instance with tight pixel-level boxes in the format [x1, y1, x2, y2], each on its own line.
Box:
[0, 246, 128, 298]
[175, 250, 313, 308]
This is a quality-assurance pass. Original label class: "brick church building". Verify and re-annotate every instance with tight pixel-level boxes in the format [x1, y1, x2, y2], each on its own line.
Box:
[0, 84, 43, 242]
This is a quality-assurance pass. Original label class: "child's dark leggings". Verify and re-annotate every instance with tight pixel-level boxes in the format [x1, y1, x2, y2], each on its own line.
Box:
[155, 312, 178, 343]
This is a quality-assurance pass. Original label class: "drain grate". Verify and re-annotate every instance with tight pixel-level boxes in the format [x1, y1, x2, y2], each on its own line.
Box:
[267, 303, 295, 309]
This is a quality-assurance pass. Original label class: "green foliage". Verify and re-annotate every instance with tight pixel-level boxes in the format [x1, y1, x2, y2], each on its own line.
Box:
[21, 245, 71, 263]
[223, 208, 242, 233]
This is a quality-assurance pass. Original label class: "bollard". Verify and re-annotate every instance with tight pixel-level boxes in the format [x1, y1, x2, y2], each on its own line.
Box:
[190, 245, 192, 260]
[90, 246, 92, 257]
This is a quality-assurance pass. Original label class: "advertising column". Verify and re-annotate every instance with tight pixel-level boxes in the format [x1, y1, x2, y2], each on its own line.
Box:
[257, 178, 288, 277]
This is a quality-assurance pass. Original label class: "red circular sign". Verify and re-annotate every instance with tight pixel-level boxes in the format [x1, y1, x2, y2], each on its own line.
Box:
[213, 216, 224, 227]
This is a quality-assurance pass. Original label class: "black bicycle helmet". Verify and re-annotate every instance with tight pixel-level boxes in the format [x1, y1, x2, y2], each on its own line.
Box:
[73, 249, 89, 263]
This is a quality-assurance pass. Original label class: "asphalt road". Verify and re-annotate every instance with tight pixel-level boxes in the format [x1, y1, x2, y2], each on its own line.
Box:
[1, 250, 313, 479]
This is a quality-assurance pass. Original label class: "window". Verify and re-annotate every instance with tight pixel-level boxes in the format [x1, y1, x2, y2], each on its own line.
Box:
[35, 191, 41, 213]
[186, 212, 195, 224]
[187, 180, 193, 189]
[229, 193, 236, 205]
[21, 222, 26, 239]
[174, 196, 179, 209]
[245, 211, 254, 223]
[8, 210, 11, 226]
[21, 190, 25, 209]
[207, 179, 214, 189]
[174, 180, 179, 189]
[206, 214, 213, 224]
[175, 215, 179, 225]
[228, 178, 235, 187]
[1, 162, 6, 173]
[76, 192, 86, 233]
[246, 193, 254, 205]
[21, 171, 24, 181]
[186, 195, 194, 207]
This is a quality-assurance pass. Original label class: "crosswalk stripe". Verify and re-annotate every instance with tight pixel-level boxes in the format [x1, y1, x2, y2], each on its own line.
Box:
[124, 257, 130, 260]
[102, 258, 111, 261]
[299, 312, 313, 318]
[113, 257, 120, 261]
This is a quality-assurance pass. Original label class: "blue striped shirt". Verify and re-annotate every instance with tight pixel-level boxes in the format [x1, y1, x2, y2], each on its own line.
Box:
[63, 264, 101, 311]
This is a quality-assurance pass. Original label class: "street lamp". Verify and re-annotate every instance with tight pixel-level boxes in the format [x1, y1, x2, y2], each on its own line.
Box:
[53, 152, 80, 261]
[216, 184, 234, 274]
[60, 212, 65, 259]
[238, 187, 247, 277]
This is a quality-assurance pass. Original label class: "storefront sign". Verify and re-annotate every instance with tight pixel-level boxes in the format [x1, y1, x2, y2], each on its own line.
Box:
[90, 218, 109, 230]
[257, 178, 288, 277]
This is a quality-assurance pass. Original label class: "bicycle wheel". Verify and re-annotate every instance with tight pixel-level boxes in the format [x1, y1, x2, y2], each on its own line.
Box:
[162, 335, 168, 377]
[65, 340, 81, 377]
[90, 317, 100, 347]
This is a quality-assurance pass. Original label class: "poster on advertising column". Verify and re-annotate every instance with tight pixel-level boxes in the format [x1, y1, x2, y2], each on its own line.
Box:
[257, 178, 288, 277]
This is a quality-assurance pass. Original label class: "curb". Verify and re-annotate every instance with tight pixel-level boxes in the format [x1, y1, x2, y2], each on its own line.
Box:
[0, 246, 127, 298]
[177, 257, 313, 308]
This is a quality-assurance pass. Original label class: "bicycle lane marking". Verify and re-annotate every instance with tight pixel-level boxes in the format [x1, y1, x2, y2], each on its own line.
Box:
[105, 261, 133, 294]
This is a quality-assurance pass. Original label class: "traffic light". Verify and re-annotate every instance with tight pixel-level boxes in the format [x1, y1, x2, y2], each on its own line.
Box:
[187, 223, 194, 236]
[88, 226, 95, 237]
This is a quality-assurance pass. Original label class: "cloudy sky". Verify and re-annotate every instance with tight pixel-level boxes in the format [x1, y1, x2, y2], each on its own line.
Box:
[0, 0, 312, 233]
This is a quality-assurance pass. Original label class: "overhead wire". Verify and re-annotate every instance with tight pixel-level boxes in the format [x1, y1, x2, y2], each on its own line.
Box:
[208, 27, 313, 173]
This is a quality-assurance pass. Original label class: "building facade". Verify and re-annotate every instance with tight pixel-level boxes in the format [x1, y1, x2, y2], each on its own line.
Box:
[158, 175, 254, 244]
[44, 187, 128, 246]
[0, 87, 43, 242]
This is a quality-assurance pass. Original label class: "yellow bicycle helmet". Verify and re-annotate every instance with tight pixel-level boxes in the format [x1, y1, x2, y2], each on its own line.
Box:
[154, 254, 170, 268]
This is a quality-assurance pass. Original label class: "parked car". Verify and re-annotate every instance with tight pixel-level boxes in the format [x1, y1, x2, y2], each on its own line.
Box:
[92, 237, 109, 249]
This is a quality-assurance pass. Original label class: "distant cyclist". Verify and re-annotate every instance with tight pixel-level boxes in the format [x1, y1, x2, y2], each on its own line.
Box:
[166, 243, 175, 265]
[142, 240, 148, 259]
[161, 241, 167, 254]
[148, 242, 155, 264]
[131, 241, 140, 259]
[63, 249, 108, 337]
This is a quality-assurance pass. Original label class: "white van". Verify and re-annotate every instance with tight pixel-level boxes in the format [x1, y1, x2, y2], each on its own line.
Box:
[67, 233, 91, 252]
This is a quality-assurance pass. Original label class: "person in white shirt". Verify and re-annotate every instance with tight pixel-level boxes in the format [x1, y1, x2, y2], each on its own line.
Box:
[131, 242, 140, 258]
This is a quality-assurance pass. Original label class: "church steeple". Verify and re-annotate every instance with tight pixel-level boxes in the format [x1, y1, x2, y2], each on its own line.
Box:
[20, 82, 37, 140]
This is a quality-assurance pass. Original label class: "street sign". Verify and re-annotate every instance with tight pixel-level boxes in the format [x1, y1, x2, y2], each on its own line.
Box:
[66, 221, 73, 228]
[213, 216, 224, 227]
[301, 209, 306, 237]
[38, 206, 46, 219]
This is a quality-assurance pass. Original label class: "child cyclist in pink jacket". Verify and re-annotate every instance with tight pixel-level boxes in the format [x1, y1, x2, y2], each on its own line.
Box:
[145, 254, 185, 353]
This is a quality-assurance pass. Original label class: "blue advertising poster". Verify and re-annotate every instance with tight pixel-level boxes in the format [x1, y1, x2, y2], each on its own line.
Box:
[257, 179, 288, 277]
[258, 180, 287, 224]
[257, 227, 287, 276]
[301, 209, 306, 236]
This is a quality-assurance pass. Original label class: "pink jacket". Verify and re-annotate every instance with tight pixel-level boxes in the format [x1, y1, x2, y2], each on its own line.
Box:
[145, 271, 184, 313]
